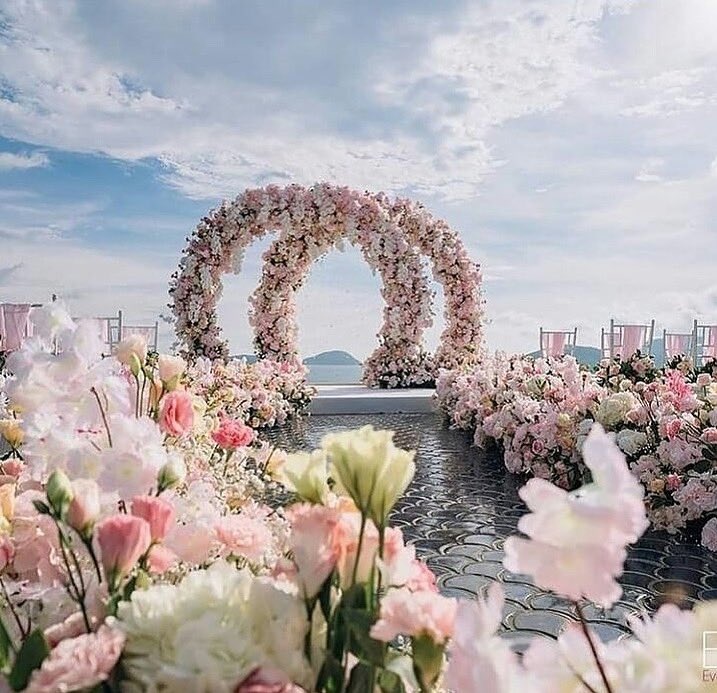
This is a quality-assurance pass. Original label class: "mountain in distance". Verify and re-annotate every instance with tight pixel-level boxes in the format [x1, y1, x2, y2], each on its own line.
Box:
[232, 354, 258, 363]
[303, 350, 361, 366]
[526, 345, 602, 367]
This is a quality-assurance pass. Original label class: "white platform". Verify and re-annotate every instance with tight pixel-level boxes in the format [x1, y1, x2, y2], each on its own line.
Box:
[309, 385, 436, 415]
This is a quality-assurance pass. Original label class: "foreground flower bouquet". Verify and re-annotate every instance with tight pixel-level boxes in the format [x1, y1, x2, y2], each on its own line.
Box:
[1, 309, 717, 691]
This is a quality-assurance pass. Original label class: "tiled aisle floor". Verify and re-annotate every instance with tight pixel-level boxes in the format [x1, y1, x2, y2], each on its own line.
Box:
[267, 412, 717, 649]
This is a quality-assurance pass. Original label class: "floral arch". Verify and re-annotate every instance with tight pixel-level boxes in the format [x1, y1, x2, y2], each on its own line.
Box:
[170, 183, 484, 387]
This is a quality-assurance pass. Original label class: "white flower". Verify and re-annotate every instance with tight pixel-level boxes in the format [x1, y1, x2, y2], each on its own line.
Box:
[115, 334, 148, 367]
[116, 562, 312, 691]
[596, 392, 638, 428]
[30, 302, 75, 343]
[615, 429, 648, 456]
[274, 449, 330, 504]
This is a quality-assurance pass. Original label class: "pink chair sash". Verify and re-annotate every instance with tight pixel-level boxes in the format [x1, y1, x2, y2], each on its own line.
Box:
[0, 304, 32, 351]
[543, 332, 566, 357]
[618, 325, 645, 357]
[705, 326, 717, 358]
[664, 334, 691, 358]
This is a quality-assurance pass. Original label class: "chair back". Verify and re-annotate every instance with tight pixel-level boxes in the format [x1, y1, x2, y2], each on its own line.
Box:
[539, 327, 578, 358]
[0, 303, 33, 352]
[602, 319, 655, 359]
[663, 330, 693, 360]
[694, 321, 717, 365]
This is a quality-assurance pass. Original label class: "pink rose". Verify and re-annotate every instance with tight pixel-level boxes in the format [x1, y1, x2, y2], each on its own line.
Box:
[25, 625, 125, 693]
[95, 514, 151, 587]
[146, 544, 178, 574]
[235, 668, 306, 693]
[212, 417, 255, 450]
[665, 418, 682, 440]
[131, 495, 175, 542]
[159, 390, 195, 437]
[701, 428, 717, 445]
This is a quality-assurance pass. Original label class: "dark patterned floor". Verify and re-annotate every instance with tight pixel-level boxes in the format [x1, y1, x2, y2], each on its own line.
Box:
[268, 412, 717, 648]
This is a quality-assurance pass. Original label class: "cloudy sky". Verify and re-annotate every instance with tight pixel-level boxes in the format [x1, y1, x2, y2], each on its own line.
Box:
[0, 0, 716, 358]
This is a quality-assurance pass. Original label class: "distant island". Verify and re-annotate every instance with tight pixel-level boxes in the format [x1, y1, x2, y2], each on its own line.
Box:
[231, 350, 361, 366]
[303, 350, 361, 366]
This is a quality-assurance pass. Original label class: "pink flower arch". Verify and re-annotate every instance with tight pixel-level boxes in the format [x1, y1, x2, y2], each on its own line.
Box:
[170, 183, 484, 387]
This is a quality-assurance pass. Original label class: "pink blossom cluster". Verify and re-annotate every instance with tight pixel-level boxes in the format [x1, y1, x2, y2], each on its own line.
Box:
[170, 184, 484, 389]
[437, 352, 717, 548]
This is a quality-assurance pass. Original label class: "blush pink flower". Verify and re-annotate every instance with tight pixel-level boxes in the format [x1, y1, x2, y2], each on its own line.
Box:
[370, 587, 457, 644]
[287, 503, 339, 597]
[214, 513, 272, 563]
[212, 417, 255, 450]
[25, 625, 125, 693]
[235, 668, 306, 693]
[66, 479, 101, 536]
[702, 518, 717, 551]
[158, 390, 195, 437]
[95, 514, 151, 586]
[504, 424, 648, 608]
[0, 535, 14, 572]
[446, 583, 521, 693]
[130, 495, 175, 542]
[146, 544, 178, 574]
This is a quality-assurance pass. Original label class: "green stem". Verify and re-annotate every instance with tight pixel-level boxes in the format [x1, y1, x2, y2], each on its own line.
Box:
[0, 577, 25, 643]
[90, 387, 112, 448]
[351, 513, 368, 587]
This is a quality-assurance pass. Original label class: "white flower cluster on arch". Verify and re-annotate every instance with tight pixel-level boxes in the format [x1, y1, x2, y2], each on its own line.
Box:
[169, 183, 484, 388]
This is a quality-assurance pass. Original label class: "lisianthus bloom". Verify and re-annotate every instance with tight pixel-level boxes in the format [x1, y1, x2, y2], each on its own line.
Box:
[25, 625, 125, 693]
[322, 426, 415, 527]
[159, 390, 195, 437]
[116, 334, 148, 367]
[158, 354, 186, 387]
[504, 423, 648, 607]
[0, 418, 23, 448]
[131, 495, 175, 543]
[286, 503, 339, 597]
[0, 535, 15, 571]
[66, 479, 101, 537]
[96, 514, 151, 588]
[274, 450, 329, 504]
[370, 586, 456, 644]
[212, 417, 255, 450]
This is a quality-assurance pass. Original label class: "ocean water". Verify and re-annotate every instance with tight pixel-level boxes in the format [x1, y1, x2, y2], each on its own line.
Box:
[306, 364, 363, 384]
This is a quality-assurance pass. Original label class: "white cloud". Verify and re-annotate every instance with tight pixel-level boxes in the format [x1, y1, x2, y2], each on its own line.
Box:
[0, 151, 49, 170]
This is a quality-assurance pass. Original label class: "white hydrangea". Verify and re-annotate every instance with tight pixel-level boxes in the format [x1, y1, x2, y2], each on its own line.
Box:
[595, 392, 638, 428]
[615, 429, 648, 456]
[116, 562, 312, 692]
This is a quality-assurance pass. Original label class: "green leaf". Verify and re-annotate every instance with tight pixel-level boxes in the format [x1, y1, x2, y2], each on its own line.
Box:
[316, 651, 345, 693]
[411, 634, 445, 692]
[344, 608, 385, 667]
[346, 661, 374, 693]
[379, 669, 406, 693]
[8, 629, 49, 691]
[0, 614, 14, 672]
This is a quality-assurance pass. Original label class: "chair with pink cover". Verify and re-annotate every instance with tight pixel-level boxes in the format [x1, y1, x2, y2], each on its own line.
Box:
[539, 327, 578, 358]
[120, 321, 159, 352]
[0, 303, 34, 352]
[601, 319, 655, 360]
[663, 329, 694, 361]
[694, 321, 717, 365]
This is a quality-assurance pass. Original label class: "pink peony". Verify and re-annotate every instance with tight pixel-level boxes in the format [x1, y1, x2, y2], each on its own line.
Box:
[371, 587, 456, 643]
[25, 625, 125, 693]
[212, 417, 255, 450]
[130, 495, 175, 542]
[158, 390, 195, 437]
[214, 513, 272, 563]
[287, 503, 339, 597]
[95, 514, 151, 586]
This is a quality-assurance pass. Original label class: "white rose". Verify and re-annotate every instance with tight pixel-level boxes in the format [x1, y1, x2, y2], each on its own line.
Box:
[615, 429, 648, 456]
[596, 392, 638, 428]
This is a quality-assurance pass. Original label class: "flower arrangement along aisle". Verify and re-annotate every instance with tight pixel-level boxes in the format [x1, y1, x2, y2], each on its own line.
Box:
[1, 311, 716, 693]
[436, 351, 717, 550]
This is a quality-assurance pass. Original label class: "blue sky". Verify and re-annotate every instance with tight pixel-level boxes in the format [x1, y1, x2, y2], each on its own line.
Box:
[1, 0, 716, 358]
